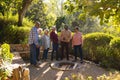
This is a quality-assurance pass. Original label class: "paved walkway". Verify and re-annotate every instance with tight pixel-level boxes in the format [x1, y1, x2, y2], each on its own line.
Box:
[25, 60, 109, 80]
[12, 52, 109, 80]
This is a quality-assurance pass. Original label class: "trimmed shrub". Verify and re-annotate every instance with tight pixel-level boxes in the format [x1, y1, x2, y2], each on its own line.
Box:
[0, 15, 32, 44]
[110, 37, 120, 49]
[83, 33, 120, 70]
[83, 32, 113, 63]
[0, 25, 30, 44]
[108, 37, 120, 69]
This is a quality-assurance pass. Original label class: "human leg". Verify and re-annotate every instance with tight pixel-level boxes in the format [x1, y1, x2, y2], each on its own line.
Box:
[78, 45, 83, 62]
[65, 42, 69, 60]
[30, 44, 37, 65]
[74, 46, 78, 61]
[36, 48, 40, 61]
[45, 48, 49, 59]
[61, 42, 64, 60]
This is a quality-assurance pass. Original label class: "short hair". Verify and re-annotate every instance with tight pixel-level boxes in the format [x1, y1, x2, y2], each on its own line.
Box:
[35, 21, 40, 25]
[44, 29, 49, 32]
[64, 25, 68, 30]
[51, 26, 56, 30]
[75, 26, 79, 30]
[37, 28, 43, 32]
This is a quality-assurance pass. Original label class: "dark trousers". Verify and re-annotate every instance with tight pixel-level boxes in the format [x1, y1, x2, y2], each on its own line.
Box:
[36, 48, 40, 61]
[74, 45, 83, 61]
[51, 43, 59, 60]
[30, 44, 37, 65]
[61, 41, 69, 60]
[42, 48, 49, 60]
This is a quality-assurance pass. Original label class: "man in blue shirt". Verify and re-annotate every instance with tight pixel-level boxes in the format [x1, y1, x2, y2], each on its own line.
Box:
[28, 21, 40, 67]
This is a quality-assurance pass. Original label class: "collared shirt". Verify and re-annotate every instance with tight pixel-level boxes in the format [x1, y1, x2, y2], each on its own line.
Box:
[50, 31, 58, 43]
[72, 32, 82, 47]
[60, 29, 72, 42]
[28, 27, 39, 45]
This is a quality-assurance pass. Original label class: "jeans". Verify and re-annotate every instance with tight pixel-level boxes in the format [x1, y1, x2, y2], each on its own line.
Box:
[42, 48, 49, 60]
[61, 41, 69, 60]
[74, 45, 83, 61]
[36, 48, 40, 61]
[51, 43, 58, 60]
[30, 44, 37, 65]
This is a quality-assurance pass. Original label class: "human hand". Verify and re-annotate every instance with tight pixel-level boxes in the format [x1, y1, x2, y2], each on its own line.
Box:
[36, 44, 39, 48]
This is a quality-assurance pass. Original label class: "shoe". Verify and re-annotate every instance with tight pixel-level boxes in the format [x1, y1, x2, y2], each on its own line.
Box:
[72, 60, 77, 62]
[34, 64, 40, 68]
[51, 58, 53, 61]
[37, 61, 42, 64]
[80, 60, 83, 64]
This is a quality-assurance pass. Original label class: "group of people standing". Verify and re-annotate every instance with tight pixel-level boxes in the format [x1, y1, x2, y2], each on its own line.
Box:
[28, 21, 83, 67]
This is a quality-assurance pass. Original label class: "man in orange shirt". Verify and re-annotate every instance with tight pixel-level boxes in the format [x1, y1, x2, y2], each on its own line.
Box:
[60, 25, 72, 60]
[72, 27, 83, 63]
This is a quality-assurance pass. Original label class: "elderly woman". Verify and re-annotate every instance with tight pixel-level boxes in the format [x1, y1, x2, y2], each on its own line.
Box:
[41, 29, 50, 61]
[72, 27, 83, 63]
[36, 28, 43, 61]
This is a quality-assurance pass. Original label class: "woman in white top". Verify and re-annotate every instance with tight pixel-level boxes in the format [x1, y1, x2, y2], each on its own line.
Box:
[42, 29, 50, 61]
[37, 28, 43, 61]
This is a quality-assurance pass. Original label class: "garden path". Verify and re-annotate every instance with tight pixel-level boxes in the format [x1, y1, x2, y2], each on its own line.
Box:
[12, 52, 110, 80]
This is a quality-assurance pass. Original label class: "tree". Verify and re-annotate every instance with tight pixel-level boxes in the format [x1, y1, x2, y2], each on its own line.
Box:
[0, 0, 18, 18]
[26, 0, 48, 28]
[0, 0, 34, 26]
[65, 0, 120, 24]
[18, 0, 33, 26]
[84, 0, 120, 24]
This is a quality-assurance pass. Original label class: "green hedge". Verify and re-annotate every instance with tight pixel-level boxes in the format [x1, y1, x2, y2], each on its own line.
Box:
[0, 25, 30, 44]
[83, 32, 113, 62]
[83, 32, 120, 70]
[0, 16, 32, 44]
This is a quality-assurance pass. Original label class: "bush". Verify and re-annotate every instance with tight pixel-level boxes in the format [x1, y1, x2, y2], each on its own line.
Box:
[83, 32, 113, 62]
[0, 25, 30, 44]
[0, 15, 17, 28]
[0, 43, 13, 79]
[83, 33, 120, 70]
[108, 37, 120, 69]
[0, 15, 32, 44]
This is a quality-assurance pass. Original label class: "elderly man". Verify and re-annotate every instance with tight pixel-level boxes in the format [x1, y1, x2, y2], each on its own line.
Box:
[28, 21, 40, 67]
[50, 26, 59, 61]
[60, 25, 72, 60]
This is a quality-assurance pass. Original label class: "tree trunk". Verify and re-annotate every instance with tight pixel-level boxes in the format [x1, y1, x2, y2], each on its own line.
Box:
[18, 0, 33, 26]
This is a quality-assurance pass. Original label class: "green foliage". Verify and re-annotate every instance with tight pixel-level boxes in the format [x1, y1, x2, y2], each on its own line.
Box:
[0, 43, 13, 63]
[0, 15, 32, 43]
[55, 16, 65, 31]
[83, 32, 120, 70]
[0, 0, 21, 18]
[0, 43, 13, 79]
[64, 72, 120, 80]
[63, 0, 120, 36]
[0, 25, 30, 44]
[84, 32, 113, 47]
[110, 37, 120, 49]
[0, 15, 17, 28]
[26, 0, 48, 28]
